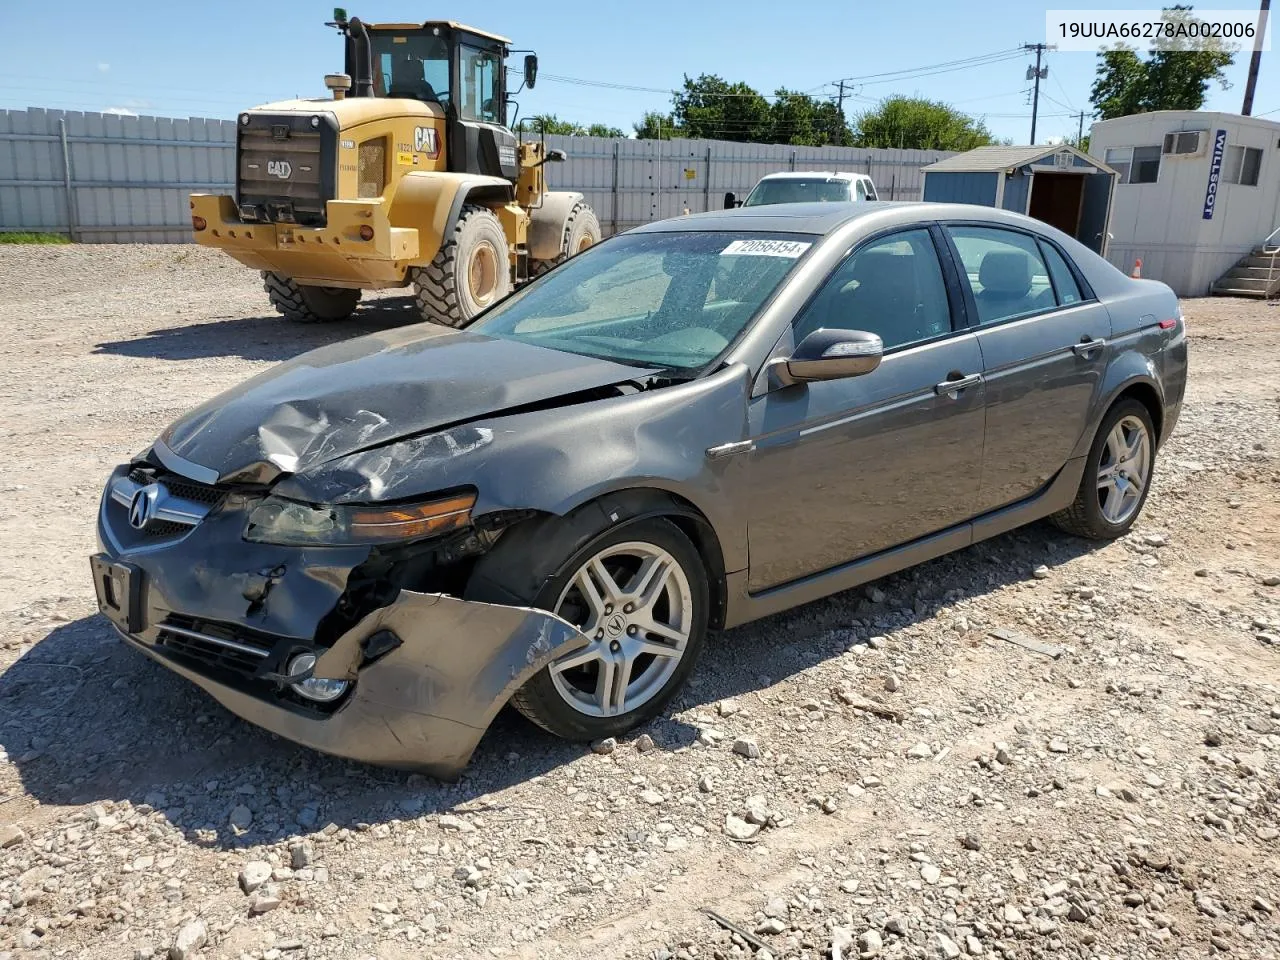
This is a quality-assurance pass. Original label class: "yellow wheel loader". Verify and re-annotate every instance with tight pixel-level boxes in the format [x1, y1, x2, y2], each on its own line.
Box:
[190, 9, 600, 326]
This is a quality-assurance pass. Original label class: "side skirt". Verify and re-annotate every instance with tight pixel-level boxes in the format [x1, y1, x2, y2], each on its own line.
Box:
[722, 456, 1086, 628]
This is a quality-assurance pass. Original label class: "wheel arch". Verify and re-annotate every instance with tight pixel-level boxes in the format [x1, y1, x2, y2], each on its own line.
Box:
[1072, 354, 1167, 459]
[469, 486, 730, 630]
[390, 172, 514, 263]
[528, 191, 586, 261]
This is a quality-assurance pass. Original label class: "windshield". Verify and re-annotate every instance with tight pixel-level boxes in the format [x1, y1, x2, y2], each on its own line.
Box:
[743, 178, 851, 206]
[469, 232, 815, 371]
[371, 32, 450, 106]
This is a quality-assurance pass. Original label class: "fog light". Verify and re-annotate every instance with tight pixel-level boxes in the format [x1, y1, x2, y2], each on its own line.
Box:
[191, 215, 207, 231]
[358, 224, 375, 241]
[287, 653, 349, 703]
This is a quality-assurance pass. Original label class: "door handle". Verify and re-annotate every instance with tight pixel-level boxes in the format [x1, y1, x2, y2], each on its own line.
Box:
[934, 373, 983, 396]
[1072, 336, 1107, 358]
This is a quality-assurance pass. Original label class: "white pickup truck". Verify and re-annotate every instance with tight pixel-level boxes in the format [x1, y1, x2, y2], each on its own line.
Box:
[726, 170, 879, 208]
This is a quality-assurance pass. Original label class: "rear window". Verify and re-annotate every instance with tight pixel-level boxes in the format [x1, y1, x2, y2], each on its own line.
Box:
[743, 178, 851, 206]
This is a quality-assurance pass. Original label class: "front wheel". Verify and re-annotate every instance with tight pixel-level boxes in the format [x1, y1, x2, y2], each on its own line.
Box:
[412, 204, 513, 327]
[1050, 398, 1156, 539]
[493, 518, 708, 741]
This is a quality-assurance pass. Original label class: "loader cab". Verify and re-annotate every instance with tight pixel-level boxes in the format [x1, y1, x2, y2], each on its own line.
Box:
[357, 21, 523, 182]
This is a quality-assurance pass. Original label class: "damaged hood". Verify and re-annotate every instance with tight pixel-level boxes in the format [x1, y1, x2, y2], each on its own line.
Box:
[158, 326, 655, 484]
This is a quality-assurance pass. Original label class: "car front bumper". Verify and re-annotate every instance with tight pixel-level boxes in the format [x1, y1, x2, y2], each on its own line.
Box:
[93, 463, 587, 777]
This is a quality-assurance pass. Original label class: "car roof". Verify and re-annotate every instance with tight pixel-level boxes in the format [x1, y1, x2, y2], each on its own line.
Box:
[755, 171, 866, 182]
[631, 201, 1067, 237]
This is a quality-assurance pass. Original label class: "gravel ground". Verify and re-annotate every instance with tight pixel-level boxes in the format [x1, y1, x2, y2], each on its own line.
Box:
[0, 244, 1277, 960]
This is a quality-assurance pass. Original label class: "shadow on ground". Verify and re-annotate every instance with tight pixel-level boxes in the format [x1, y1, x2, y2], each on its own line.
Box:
[1, 521, 1101, 850]
[92, 297, 424, 364]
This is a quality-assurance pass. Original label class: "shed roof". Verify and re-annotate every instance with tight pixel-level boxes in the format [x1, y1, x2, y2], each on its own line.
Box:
[923, 144, 1110, 174]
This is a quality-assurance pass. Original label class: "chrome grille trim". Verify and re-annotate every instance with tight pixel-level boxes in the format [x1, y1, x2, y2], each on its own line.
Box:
[108, 475, 215, 527]
[157, 623, 270, 659]
[152, 439, 221, 486]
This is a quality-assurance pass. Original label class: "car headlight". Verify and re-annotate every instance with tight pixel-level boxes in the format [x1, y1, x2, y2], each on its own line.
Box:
[244, 491, 476, 545]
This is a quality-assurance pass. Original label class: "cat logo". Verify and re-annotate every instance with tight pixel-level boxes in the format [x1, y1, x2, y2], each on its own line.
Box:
[413, 126, 440, 158]
[266, 160, 292, 179]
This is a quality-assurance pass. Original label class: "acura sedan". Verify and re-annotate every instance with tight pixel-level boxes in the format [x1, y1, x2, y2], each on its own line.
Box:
[93, 202, 1186, 776]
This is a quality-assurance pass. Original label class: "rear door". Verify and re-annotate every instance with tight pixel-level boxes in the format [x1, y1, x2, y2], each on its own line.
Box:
[739, 226, 986, 591]
[942, 223, 1112, 515]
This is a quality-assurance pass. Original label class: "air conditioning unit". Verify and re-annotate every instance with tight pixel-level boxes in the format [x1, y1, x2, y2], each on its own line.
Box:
[1162, 131, 1207, 157]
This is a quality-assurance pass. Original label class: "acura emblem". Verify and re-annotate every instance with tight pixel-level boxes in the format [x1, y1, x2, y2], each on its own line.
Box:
[128, 484, 160, 530]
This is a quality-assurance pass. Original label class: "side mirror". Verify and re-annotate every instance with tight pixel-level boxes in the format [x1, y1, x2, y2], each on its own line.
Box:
[524, 54, 539, 89]
[769, 328, 883, 388]
[724, 191, 737, 209]
[546, 148, 567, 162]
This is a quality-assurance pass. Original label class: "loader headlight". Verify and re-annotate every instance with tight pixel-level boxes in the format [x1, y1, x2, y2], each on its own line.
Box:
[244, 491, 476, 545]
[240, 113, 250, 126]
[310, 115, 321, 128]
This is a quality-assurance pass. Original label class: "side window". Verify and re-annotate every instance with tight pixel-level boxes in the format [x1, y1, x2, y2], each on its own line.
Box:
[946, 226, 1055, 325]
[854, 181, 867, 201]
[1038, 240, 1083, 305]
[864, 180, 879, 201]
[793, 228, 952, 350]
[459, 45, 501, 122]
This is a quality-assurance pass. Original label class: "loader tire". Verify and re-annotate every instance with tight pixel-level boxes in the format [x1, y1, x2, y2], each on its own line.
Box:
[530, 203, 601, 277]
[262, 273, 360, 323]
[413, 204, 512, 327]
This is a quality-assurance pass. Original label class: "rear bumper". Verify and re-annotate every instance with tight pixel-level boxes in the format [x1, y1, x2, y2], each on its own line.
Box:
[189, 194, 420, 287]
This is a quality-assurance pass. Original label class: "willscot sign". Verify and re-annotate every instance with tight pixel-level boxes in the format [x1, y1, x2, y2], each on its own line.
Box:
[1202, 129, 1228, 220]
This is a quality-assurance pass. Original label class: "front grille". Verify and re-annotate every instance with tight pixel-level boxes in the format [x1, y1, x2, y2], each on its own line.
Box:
[237, 114, 336, 226]
[129, 467, 225, 506]
[156, 617, 277, 680]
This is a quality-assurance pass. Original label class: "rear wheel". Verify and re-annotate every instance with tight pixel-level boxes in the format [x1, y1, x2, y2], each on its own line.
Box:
[1050, 398, 1155, 539]
[530, 203, 601, 277]
[263, 273, 360, 323]
[475, 517, 708, 741]
[412, 204, 512, 327]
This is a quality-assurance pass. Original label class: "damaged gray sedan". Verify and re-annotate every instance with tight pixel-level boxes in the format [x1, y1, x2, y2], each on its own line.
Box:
[93, 202, 1186, 776]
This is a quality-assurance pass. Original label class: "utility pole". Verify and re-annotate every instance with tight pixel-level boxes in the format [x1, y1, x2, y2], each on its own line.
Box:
[836, 79, 847, 145]
[1077, 111, 1086, 145]
[1022, 43, 1053, 144]
[1242, 0, 1271, 115]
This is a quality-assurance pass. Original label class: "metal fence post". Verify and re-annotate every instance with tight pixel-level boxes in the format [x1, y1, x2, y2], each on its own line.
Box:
[789, 149, 797, 171]
[704, 145, 712, 213]
[610, 140, 619, 236]
[58, 118, 77, 241]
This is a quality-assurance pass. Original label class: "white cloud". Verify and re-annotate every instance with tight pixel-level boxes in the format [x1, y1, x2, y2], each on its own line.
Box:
[103, 106, 139, 117]
[98, 62, 110, 73]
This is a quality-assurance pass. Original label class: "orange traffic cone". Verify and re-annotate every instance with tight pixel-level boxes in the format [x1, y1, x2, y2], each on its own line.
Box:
[1131, 258, 1143, 279]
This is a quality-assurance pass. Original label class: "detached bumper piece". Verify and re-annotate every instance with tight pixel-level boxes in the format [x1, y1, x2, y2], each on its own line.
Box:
[94, 463, 588, 777]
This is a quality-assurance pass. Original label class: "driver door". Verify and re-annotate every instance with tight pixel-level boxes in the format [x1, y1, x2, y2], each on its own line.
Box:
[736, 226, 987, 591]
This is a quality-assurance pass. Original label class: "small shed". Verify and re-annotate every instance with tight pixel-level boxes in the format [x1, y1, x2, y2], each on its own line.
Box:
[922, 144, 1117, 254]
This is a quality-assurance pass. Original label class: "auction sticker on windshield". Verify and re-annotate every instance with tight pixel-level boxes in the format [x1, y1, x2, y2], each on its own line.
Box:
[721, 239, 812, 258]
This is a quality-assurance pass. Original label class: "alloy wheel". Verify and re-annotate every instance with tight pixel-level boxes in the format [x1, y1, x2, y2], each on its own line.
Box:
[549, 541, 693, 718]
[1097, 415, 1151, 525]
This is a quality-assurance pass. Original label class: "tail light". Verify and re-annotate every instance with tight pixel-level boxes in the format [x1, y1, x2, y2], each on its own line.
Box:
[1158, 318, 1177, 330]
[358, 224, 375, 241]
[191, 216, 208, 231]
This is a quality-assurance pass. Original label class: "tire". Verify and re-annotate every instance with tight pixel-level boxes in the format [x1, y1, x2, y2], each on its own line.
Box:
[1050, 398, 1156, 540]
[412, 204, 512, 327]
[530, 203, 601, 277]
[471, 517, 708, 741]
[262, 273, 360, 323]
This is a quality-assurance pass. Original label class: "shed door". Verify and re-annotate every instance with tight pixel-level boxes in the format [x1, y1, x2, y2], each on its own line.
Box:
[1078, 174, 1113, 254]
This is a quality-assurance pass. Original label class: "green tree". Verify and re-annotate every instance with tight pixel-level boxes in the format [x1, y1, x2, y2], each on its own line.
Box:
[1090, 6, 1235, 118]
[633, 111, 679, 139]
[852, 96, 998, 151]
[768, 88, 853, 146]
[672, 74, 771, 142]
[585, 123, 625, 138]
[520, 114, 581, 135]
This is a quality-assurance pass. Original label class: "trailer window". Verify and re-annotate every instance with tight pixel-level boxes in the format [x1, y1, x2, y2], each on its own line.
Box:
[1223, 145, 1263, 186]
[1104, 146, 1160, 184]
[460, 44, 501, 123]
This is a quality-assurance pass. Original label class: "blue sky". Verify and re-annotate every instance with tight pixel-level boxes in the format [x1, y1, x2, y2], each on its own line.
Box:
[3, 0, 1275, 143]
